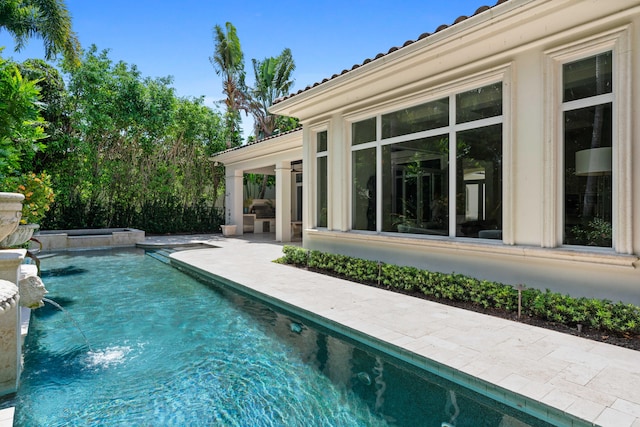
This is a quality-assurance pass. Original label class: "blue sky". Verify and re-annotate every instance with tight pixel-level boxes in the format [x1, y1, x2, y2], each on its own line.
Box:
[0, 0, 486, 137]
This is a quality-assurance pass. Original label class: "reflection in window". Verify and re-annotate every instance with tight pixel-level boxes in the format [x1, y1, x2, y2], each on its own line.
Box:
[456, 83, 502, 124]
[563, 52, 613, 247]
[350, 82, 502, 239]
[317, 156, 328, 227]
[456, 124, 502, 238]
[382, 136, 449, 234]
[316, 131, 328, 228]
[563, 52, 612, 102]
[382, 98, 449, 139]
[352, 148, 376, 231]
[317, 131, 327, 152]
[564, 105, 612, 246]
[352, 118, 376, 145]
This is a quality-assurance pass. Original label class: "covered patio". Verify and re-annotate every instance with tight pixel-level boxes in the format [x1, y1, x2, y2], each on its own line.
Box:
[211, 129, 303, 243]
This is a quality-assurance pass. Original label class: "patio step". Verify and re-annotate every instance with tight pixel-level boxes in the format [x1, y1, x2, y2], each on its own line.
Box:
[146, 249, 175, 264]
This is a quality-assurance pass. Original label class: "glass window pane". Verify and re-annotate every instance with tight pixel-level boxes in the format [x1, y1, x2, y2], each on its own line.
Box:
[381, 136, 449, 235]
[456, 83, 502, 124]
[317, 156, 328, 228]
[352, 148, 377, 230]
[352, 118, 377, 145]
[563, 104, 612, 247]
[381, 98, 449, 139]
[563, 51, 612, 103]
[317, 131, 327, 152]
[455, 124, 502, 239]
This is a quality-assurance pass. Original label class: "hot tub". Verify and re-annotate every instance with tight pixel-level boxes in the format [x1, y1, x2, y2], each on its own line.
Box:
[33, 228, 145, 251]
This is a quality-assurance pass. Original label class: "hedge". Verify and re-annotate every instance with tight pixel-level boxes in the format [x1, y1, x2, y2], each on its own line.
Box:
[278, 245, 640, 336]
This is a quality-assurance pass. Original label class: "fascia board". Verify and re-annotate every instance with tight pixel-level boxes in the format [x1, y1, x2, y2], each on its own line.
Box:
[210, 130, 302, 166]
[269, 0, 539, 119]
[270, 0, 638, 121]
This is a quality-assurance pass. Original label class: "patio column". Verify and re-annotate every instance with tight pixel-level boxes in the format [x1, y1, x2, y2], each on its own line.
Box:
[275, 161, 292, 242]
[225, 169, 244, 235]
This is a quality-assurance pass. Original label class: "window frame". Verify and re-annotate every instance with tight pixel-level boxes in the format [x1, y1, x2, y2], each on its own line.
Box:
[347, 67, 511, 241]
[312, 126, 329, 229]
[544, 27, 631, 253]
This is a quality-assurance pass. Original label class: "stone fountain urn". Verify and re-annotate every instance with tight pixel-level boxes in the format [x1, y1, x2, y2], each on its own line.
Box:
[0, 223, 39, 248]
[0, 192, 24, 242]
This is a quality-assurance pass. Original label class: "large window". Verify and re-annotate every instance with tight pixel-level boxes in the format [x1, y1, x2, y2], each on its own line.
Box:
[351, 82, 503, 238]
[316, 131, 328, 228]
[562, 51, 613, 247]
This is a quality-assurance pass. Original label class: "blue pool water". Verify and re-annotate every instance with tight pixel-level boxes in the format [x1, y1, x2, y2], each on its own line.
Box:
[6, 248, 554, 426]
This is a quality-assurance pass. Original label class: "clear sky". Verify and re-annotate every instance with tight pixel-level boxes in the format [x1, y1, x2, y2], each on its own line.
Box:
[0, 0, 487, 137]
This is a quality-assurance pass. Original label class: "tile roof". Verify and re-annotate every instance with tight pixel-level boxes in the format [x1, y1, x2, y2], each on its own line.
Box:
[273, 0, 511, 105]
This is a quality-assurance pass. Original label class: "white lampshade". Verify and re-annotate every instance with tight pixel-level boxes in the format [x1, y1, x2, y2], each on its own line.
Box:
[575, 147, 612, 176]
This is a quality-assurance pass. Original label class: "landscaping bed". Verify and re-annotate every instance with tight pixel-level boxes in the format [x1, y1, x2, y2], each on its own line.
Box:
[279, 246, 640, 352]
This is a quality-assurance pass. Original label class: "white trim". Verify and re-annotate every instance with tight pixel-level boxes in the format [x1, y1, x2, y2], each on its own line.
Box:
[306, 229, 639, 268]
[346, 68, 509, 238]
[543, 26, 632, 253]
[310, 124, 329, 230]
[343, 66, 509, 124]
[562, 93, 614, 112]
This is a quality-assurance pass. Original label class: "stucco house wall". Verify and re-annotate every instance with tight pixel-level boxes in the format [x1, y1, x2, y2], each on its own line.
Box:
[212, 129, 303, 242]
[270, 0, 640, 304]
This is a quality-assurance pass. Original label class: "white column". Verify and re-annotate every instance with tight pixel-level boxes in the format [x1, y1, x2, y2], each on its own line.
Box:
[275, 161, 292, 242]
[225, 168, 244, 235]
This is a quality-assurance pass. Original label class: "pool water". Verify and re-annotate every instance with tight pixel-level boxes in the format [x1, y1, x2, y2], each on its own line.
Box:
[7, 248, 553, 426]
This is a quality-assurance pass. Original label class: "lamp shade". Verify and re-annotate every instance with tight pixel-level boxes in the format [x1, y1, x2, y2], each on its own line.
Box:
[575, 147, 612, 176]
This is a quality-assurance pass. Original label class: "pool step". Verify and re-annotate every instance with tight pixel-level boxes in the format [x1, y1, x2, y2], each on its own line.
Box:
[146, 249, 175, 264]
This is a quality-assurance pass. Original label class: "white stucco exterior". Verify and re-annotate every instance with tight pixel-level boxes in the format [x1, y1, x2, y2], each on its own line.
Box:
[212, 129, 303, 243]
[267, 0, 640, 304]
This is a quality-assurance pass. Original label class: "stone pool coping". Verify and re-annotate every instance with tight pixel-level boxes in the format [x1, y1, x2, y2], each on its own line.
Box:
[166, 235, 640, 427]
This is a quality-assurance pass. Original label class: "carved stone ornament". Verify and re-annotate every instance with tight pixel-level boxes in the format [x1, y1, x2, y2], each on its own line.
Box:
[0, 223, 39, 248]
[0, 279, 19, 314]
[0, 192, 24, 242]
[18, 274, 48, 309]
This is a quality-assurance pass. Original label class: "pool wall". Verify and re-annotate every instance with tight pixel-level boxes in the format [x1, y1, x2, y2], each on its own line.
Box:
[33, 228, 145, 251]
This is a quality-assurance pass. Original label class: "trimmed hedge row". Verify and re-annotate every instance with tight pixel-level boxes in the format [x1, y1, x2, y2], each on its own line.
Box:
[279, 245, 640, 336]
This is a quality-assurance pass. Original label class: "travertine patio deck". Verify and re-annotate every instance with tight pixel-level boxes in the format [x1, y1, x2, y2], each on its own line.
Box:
[156, 234, 640, 427]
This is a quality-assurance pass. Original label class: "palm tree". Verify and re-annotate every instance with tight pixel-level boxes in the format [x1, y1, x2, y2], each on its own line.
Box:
[0, 0, 80, 66]
[210, 22, 245, 148]
[248, 47, 296, 139]
[246, 48, 297, 198]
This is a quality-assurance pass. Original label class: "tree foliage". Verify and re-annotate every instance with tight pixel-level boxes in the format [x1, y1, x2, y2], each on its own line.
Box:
[0, 0, 81, 66]
[248, 47, 296, 139]
[38, 46, 227, 232]
[210, 22, 245, 148]
[0, 52, 46, 179]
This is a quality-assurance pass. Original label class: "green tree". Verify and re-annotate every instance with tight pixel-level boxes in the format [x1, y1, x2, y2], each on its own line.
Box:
[210, 22, 245, 148]
[0, 0, 80, 66]
[0, 52, 46, 179]
[245, 47, 298, 198]
[43, 46, 227, 232]
[248, 47, 297, 139]
[17, 58, 68, 170]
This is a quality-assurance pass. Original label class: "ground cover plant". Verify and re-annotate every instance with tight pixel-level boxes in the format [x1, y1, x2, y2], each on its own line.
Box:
[278, 245, 640, 351]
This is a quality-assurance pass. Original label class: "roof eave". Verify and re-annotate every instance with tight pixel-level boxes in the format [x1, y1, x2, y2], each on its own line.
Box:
[269, 0, 535, 119]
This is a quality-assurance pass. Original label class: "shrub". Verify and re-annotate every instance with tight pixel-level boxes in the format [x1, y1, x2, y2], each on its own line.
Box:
[1, 172, 55, 224]
[279, 246, 640, 336]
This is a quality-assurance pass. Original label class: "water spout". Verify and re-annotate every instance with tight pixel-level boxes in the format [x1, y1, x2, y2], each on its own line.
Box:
[42, 297, 93, 351]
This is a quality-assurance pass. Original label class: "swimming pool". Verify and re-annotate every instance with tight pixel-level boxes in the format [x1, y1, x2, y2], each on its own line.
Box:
[5, 248, 554, 426]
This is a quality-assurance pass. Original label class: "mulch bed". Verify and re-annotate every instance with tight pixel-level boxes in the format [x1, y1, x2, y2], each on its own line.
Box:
[300, 266, 640, 352]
